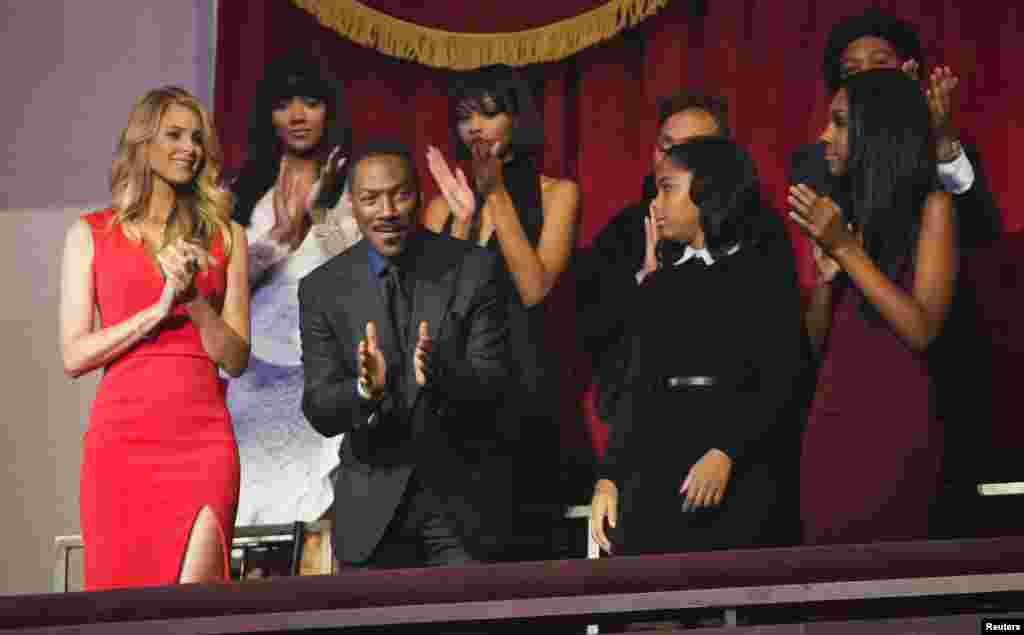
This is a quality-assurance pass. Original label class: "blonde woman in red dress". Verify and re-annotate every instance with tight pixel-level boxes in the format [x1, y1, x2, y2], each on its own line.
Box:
[60, 86, 250, 590]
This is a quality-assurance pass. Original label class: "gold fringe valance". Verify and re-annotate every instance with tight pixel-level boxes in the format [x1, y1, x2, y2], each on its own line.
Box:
[290, 0, 670, 70]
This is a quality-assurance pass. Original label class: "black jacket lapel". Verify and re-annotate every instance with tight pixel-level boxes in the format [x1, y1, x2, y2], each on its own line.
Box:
[336, 241, 403, 377]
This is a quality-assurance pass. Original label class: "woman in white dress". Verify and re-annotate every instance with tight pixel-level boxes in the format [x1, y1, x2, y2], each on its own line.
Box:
[228, 53, 361, 534]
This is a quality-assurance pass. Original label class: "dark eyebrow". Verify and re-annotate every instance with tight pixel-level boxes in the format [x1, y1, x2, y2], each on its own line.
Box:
[358, 181, 413, 196]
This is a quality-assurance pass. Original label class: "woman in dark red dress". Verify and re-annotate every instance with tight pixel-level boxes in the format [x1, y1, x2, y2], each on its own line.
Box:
[790, 69, 956, 545]
[60, 87, 250, 589]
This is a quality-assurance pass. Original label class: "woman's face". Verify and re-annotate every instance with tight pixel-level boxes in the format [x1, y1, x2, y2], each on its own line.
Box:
[456, 95, 514, 157]
[652, 159, 704, 248]
[820, 88, 850, 176]
[271, 95, 327, 157]
[148, 103, 204, 188]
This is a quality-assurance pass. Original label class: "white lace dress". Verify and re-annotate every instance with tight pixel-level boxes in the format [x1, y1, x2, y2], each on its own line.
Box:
[227, 188, 361, 525]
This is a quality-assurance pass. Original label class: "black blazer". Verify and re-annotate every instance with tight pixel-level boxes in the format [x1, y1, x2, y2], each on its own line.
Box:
[299, 230, 511, 563]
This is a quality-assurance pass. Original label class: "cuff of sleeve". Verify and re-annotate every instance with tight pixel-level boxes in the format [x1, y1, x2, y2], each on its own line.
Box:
[937, 149, 975, 195]
[356, 380, 372, 400]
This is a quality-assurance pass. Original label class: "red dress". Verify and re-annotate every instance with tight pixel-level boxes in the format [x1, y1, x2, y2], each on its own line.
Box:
[79, 209, 239, 590]
[800, 277, 942, 545]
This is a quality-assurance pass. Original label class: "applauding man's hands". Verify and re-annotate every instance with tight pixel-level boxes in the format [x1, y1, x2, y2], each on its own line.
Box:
[414, 320, 434, 387]
[358, 321, 387, 401]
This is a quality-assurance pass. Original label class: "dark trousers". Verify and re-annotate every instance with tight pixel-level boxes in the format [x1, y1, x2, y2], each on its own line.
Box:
[360, 474, 476, 569]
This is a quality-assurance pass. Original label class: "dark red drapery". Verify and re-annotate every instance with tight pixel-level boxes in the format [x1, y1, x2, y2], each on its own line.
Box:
[215, 0, 1024, 462]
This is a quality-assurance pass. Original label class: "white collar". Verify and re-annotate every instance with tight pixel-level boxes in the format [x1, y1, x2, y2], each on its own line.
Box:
[673, 244, 740, 266]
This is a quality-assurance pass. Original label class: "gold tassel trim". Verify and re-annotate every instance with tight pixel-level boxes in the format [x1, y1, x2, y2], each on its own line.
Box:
[290, 0, 670, 70]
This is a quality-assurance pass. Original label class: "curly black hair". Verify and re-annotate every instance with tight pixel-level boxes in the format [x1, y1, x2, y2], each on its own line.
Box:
[822, 8, 923, 93]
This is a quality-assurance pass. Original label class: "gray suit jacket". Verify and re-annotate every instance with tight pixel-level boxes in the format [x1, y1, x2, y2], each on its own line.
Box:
[299, 230, 511, 563]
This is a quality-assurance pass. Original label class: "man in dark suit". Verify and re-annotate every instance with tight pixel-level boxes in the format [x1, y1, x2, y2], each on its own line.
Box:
[299, 139, 511, 567]
[789, 8, 1003, 539]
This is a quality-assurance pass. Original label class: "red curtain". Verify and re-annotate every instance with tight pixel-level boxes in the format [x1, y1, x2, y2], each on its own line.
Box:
[215, 0, 1024, 458]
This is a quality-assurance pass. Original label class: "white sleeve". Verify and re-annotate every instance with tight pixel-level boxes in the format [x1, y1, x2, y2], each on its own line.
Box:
[937, 149, 975, 195]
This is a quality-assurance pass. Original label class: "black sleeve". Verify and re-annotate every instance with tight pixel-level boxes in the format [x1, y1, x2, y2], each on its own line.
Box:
[299, 276, 384, 437]
[577, 203, 646, 353]
[709, 241, 804, 463]
[955, 142, 1003, 249]
[595, 328, 644, 487]
[432, 250, 510, 406]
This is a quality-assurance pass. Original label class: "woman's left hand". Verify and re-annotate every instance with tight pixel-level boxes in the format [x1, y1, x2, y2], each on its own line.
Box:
[787, 184, 858, 255]
[680, 448, 733, 512]
[471, 138, 505, 197]
[305, 146, 347, 216]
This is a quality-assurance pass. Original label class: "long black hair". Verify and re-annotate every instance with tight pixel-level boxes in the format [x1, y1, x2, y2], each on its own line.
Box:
[232, 52, 350, 227]
[842, 69, 934, 293]
[663, 136, 770, 257]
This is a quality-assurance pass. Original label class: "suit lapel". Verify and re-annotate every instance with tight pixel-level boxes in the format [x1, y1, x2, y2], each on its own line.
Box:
[406, 233, 460, 408]
[337, 241, 402, 374]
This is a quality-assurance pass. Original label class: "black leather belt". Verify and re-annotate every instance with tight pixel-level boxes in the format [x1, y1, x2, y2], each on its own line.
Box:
[663, 375, 718, 390]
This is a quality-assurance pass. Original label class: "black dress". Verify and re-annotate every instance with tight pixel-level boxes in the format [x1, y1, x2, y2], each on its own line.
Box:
[598, 235, 803, 556]
[441, 155, 564, 522]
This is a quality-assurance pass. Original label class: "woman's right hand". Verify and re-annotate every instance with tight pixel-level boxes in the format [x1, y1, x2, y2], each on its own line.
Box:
[426, 145, 476, 225]
[271, 158, 312, 246]
[156, 238, 213, 302]
[590, 479, 619, 554]
[813, 244, 841, 284]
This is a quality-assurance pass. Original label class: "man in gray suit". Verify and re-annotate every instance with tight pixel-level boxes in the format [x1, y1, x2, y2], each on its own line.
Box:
[299, 139, 511, 567]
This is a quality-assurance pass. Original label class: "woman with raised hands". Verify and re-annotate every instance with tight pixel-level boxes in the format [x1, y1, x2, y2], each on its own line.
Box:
[227, 53, 361, 539]
[423, 65, 580, 545]
[790, 68, 956, 545]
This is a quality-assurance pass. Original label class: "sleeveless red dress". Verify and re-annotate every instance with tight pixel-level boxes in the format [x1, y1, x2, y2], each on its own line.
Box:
[800, 276, 942, 545]
[79, 209, 239, 590]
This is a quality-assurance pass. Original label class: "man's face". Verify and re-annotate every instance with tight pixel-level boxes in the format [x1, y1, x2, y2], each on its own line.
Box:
[350, 154, 419, 258]
[840, 36, 907, 80]
[653, 109, 720, 168]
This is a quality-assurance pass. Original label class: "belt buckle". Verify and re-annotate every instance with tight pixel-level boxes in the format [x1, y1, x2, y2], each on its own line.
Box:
[665, 375, 717, 390]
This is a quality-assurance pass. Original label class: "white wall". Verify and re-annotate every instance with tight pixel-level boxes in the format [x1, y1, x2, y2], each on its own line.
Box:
[0, 0, 215, 595]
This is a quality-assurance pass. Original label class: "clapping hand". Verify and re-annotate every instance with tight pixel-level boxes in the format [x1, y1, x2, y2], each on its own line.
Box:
[470, 138, 505, 197]
[271, 158, 312, 247]
[787, 184, 858, 256]
[156, 238, 215, 303]
[413, 320, 434, 387]
[813, 244, 841, 284]
[680, 448, 733, 512]
[426, 145, 476, 225]
[305, 146, 347, 220]
[926, 66, 960, 157]
[358, 321, 387, 400]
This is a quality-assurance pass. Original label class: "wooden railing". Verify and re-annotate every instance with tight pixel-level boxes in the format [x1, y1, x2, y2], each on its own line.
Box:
[5, 536, 1024, 633]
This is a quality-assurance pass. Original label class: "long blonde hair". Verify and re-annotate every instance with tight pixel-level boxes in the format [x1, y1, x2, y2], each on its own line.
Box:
[110, 86, 234, 256]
